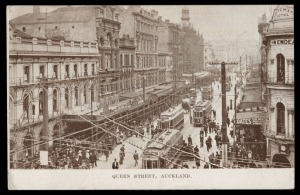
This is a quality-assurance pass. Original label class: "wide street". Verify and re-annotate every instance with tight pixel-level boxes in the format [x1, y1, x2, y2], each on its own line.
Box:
[93, 72, 242, 169]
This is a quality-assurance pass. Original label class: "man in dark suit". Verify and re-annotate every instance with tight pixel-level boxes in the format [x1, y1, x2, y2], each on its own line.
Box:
[112, 158, 119, 169]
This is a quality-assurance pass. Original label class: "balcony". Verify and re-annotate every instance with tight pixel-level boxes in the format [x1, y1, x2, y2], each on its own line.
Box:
[266, 71, 294, 87]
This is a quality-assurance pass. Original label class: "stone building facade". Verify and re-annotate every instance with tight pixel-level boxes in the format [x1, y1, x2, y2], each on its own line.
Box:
[263, 5, 294, 167]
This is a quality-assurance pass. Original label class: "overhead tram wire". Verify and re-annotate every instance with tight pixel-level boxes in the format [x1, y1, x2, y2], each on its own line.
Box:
[10, 80, 189, 154]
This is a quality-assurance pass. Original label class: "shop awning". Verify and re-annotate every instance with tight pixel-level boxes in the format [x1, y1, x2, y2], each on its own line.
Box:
[235, 111, 266, 125]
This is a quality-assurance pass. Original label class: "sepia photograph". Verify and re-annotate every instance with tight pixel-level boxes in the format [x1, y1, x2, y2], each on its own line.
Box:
[7, 5, 294, 189]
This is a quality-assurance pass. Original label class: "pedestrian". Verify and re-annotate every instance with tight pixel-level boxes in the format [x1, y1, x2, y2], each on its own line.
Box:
[214, 134, 219, 147]
[204, 163, 209, 169]
[227, 117, 230, 127]
[112, 158, 119, 169]
[133, 150, 139, 167]
[194, 145, 199, 155]
[89, 151, 97, 168]
[195, 154, 200, 169]
[206, 136, 212, 152]
[204, 125, 208, 137]
[200, 133, 204, 148]
[188, 135, 193, 146]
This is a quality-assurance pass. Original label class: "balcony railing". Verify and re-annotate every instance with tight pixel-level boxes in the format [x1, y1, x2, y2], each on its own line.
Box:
[266, 71, 294, 85]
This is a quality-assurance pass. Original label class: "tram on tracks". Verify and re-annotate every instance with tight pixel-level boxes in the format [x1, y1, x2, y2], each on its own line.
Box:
[157, 104, 185, 132]
[193, 100, 212, 127]
[202, 86, 213, 101]
[141, 129, 183, 169]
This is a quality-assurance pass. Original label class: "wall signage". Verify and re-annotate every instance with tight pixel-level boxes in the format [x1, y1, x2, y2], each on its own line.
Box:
[273, 7, 293, 20]
[271, 39, 294, 45]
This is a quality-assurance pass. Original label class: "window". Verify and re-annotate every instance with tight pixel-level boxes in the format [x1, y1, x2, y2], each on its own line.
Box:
[55, 26, 58, 29]
[22, 27, 26, 32]
[53, 65, 58, 78]
[75, 87, 79, 106]
[24, 66, 30, 82]
[38, 27, 41, 32]
[92, 64, 95, 75]
[276, 102, 285, 135]
[32, 38, 38, 45]
[131, 54, 134, 66]
[120, 54, 123, 66]
[32, 104, 35, 115]
[39, 65, 44, 78]
[136, 56, 139, 69]
[65, 65, 69, 78]
[125, 54, 129, 66]
[65, 88, 69, 109]
[60, 40, 64, 47]
[72, 26, 75, 29]
[74, 64, 77, 77]
[53, 89, 57, 112]
[47, 40, 52, 45]
[84, 64, 88, 76]
[91, 85, 94, 102]
[39, 91, 43, 114]
[276, 54, 285, 82]
[23, 95, 29, 118]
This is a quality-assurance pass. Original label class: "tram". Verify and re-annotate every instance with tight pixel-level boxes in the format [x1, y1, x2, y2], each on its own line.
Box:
[193, 100, 212, 127]
[157, 104, 185, 132]
[189, 88, 197, 98]
[141, 129, 183, 169]
[202, 86, 213, 101]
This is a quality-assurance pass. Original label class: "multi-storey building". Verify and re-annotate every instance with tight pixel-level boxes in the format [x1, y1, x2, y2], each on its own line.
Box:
[118, 6, 164, 91]
[9, 22, 99, 165]
[263, 5, 294, 167]
[157, 18, 181, 83]
[179, 7, 204, 75]
[119, 34, 135, 94]
[9, 5, 124, 165]
[203, 41, 216, 70]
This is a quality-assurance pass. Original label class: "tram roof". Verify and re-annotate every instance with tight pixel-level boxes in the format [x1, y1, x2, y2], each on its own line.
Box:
[147, 129, 180, 149]
[194, 100, 211, 108]
[160, 104, 183, 117]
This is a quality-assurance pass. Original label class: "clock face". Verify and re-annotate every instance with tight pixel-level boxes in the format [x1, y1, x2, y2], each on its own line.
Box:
[281, 145, 286, 151]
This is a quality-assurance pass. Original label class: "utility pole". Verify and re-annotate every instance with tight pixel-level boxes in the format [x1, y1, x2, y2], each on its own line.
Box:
[233, 84, 237, 156]
[220, 61, 228, 167]
[210, 60, 238, 167]
[40, 78, 49, 152]
[143, 68, 146, 125]
[240, 56, 242, 85]
[90, 87, 93, 141]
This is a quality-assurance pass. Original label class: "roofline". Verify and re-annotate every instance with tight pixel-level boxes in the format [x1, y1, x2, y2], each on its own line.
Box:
[9, 52, 100, 57]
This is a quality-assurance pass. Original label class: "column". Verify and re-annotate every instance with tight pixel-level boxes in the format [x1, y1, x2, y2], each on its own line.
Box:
[288, 111, 293, 138]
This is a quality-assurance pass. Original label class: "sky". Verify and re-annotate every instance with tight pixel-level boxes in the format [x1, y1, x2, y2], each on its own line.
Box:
[7, 5, 277, 61]
[7, 5, 275, 41]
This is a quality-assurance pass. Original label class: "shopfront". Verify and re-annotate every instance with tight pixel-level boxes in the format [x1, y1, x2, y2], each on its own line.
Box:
[235, 111, 267, 161]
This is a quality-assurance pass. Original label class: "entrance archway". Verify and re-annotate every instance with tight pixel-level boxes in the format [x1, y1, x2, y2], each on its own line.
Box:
[272, 154, 291, 168]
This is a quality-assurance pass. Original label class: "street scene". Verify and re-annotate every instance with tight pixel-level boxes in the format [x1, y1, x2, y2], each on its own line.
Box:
[8, 5, 294, 171]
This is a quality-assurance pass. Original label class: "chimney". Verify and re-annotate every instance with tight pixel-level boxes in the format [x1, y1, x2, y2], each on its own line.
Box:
[33, 6, 40, 14]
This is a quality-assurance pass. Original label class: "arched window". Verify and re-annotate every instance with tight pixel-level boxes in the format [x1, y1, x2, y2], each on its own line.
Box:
[276, 102, 285, 135]
[53, 89, 58, 112]
[23, 95, 29, 118]
[75, 87, 79, 106]
[91, 85, 94, 102]
[84, 84, 88, 104]
[65, 88, 69, 108]
[39, 91, 43, 114]
[100, 36, 104, 46]
[276, 53, 285, 82]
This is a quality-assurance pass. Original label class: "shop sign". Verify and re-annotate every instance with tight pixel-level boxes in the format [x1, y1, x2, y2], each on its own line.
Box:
[235, 118, 264, 125]
[271, 39, 294, 45]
